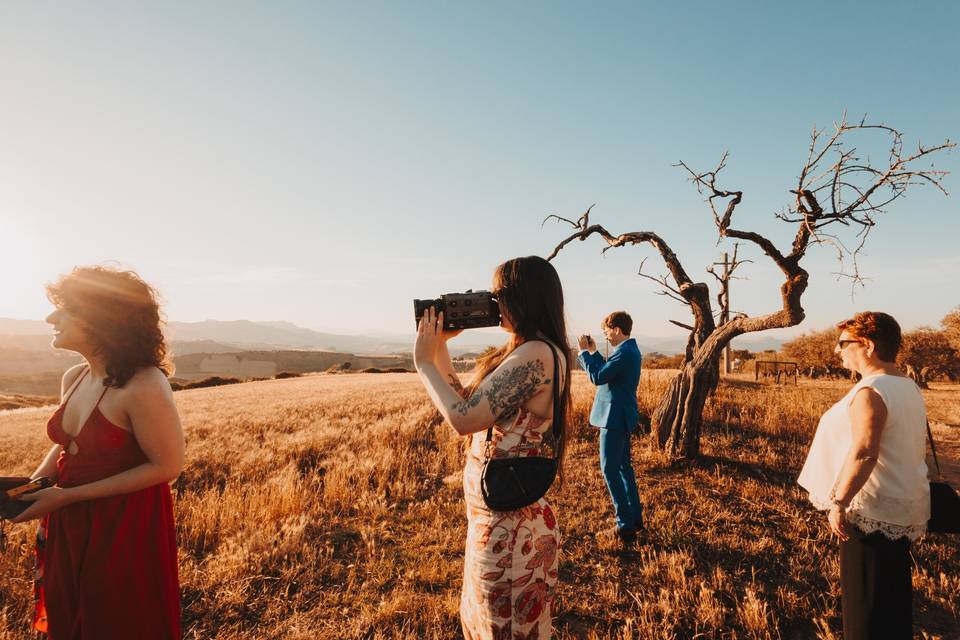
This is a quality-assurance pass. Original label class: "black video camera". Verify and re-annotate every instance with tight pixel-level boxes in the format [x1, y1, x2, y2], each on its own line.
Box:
[413, 290, 501, 331]
[1, 476, 53, 520]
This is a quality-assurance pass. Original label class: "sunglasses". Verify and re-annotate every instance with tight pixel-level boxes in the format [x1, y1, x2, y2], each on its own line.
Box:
[836, 339, 860, 350]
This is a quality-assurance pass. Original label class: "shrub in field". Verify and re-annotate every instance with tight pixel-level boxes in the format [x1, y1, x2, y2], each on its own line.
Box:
[182, 376, 243, 390]
[645, 352, 685, 369]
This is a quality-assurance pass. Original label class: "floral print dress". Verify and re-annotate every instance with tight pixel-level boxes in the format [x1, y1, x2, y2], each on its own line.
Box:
[460, 407, 560, 640]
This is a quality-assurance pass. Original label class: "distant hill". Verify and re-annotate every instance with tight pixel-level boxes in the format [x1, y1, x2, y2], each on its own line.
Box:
[0, 317, 785, 359]
[0, 311, 787, 395]
[169, 340, 243, 356]
[0, 344, 82, 375]
[166, 320, 421, 354]
[0, 371, 65, 397]
[0, 318, 49, 335]
[164, 320, 511, 355]
[0, 335, 239, 374]
[0, 334, 57, 351]
[173, 350, 413, 381]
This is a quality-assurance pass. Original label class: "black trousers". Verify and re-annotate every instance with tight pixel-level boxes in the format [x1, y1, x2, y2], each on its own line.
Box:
[840, 527, 912, 640]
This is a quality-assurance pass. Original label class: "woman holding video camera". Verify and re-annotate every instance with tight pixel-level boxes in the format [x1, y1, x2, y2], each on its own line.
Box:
[415, 255, 571, 639]
[13, 266, 183, 639]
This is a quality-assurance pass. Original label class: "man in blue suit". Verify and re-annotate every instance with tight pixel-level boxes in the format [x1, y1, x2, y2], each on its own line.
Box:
[577, 311, 644, 543]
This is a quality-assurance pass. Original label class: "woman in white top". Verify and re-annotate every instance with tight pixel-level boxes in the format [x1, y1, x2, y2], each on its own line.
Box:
[798, 311, 929, 640]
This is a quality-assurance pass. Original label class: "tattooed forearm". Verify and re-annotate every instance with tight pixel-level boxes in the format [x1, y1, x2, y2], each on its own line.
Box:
[451, 391, 482, 415]
[485, 360, 549, 424]
[447, 374, 466, 395]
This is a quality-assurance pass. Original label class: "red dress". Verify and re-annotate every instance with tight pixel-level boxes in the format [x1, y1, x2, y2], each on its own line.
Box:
[34, 370, 181, 639]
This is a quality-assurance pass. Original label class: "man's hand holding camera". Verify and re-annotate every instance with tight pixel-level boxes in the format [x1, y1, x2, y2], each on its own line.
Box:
[578, 334, 597, 353]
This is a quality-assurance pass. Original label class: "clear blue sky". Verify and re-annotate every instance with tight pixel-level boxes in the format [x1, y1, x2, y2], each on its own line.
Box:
[1, 1, 957, 340]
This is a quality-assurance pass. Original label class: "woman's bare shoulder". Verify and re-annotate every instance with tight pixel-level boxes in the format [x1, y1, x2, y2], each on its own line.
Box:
[502, 341, 562, 383]
[506, 341, 555, 367]
[60, 363, 88, 396]
[123, 367, 175, 399]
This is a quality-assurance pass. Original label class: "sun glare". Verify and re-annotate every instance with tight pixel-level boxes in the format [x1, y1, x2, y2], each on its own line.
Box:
[0, 219, 52, 319]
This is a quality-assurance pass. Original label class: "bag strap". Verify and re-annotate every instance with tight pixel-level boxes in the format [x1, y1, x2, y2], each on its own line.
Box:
[926, 419, 943, 479]
[484, 340, 562, 459]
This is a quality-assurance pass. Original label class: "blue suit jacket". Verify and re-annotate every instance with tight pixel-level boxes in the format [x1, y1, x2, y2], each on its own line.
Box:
[577, 338, 642, 432]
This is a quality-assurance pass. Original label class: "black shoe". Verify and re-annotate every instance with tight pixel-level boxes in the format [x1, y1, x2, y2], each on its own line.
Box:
[619, 527, 638, 544]
[602, 525, 637, 544]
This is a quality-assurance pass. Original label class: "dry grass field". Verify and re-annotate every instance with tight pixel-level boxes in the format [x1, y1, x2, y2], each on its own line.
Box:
[0, 371, 958, 639]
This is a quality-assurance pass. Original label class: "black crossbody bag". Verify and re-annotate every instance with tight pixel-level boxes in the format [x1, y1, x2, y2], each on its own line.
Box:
[480, 341, 561, 512]
[926, 420, 960, 534]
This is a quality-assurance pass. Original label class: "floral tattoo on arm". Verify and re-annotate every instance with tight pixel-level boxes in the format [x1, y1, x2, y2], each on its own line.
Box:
[451, 359, 549, 422]
[447, 374, 466, 396]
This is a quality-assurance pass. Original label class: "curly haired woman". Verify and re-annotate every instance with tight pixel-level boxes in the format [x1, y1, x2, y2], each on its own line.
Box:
[13, 266, 183, 639]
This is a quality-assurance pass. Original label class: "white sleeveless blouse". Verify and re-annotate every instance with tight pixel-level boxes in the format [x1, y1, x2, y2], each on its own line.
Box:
[798, 374, 930, 541]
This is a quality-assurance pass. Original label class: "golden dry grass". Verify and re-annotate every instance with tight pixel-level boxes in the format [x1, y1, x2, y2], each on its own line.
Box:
[0, 372, 957, 639]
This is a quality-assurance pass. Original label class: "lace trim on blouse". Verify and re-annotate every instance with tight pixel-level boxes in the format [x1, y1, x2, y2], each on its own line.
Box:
[810, 495, 926, 542]
[848, 512, 926, 542]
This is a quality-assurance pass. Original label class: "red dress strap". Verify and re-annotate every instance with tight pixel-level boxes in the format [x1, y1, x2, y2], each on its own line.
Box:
[60, 366, 90, 408]
[93, 380, 110, 409]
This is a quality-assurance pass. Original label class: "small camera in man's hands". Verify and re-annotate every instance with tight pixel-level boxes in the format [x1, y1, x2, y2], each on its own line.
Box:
[413, 290, 501, 331]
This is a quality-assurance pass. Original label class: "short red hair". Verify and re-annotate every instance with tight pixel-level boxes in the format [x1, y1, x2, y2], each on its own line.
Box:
[836, 311, 901, 362]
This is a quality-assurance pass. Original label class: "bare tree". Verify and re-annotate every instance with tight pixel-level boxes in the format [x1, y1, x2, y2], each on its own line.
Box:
[545, 115, 953, 458]
[707, 243, 751, 375]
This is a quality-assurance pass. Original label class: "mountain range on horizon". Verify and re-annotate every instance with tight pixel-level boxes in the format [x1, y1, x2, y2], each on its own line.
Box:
[0, 317, 786, 357]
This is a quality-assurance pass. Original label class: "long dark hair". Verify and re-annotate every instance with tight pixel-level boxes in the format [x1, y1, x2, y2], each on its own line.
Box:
[465, 256, 572, 481]
[47, 265, 172, 388]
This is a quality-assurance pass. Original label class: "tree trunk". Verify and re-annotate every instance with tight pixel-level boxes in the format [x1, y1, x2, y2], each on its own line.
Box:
[652, 355, 720, 458]
[905, 364, 930, 389]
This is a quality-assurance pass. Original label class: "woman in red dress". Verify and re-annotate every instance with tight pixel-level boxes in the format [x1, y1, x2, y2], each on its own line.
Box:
[13, 265, 184, 640]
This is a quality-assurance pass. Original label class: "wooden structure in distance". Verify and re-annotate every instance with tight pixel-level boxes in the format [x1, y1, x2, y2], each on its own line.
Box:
[755, 360, 799, 385]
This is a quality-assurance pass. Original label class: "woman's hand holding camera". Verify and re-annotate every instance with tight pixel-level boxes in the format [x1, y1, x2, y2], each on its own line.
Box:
[11, 485, 74, 523]
[415, 307, 462, 369]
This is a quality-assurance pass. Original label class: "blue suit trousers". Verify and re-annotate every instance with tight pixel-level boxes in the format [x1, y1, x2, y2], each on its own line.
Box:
[599, 427, 643, 530]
